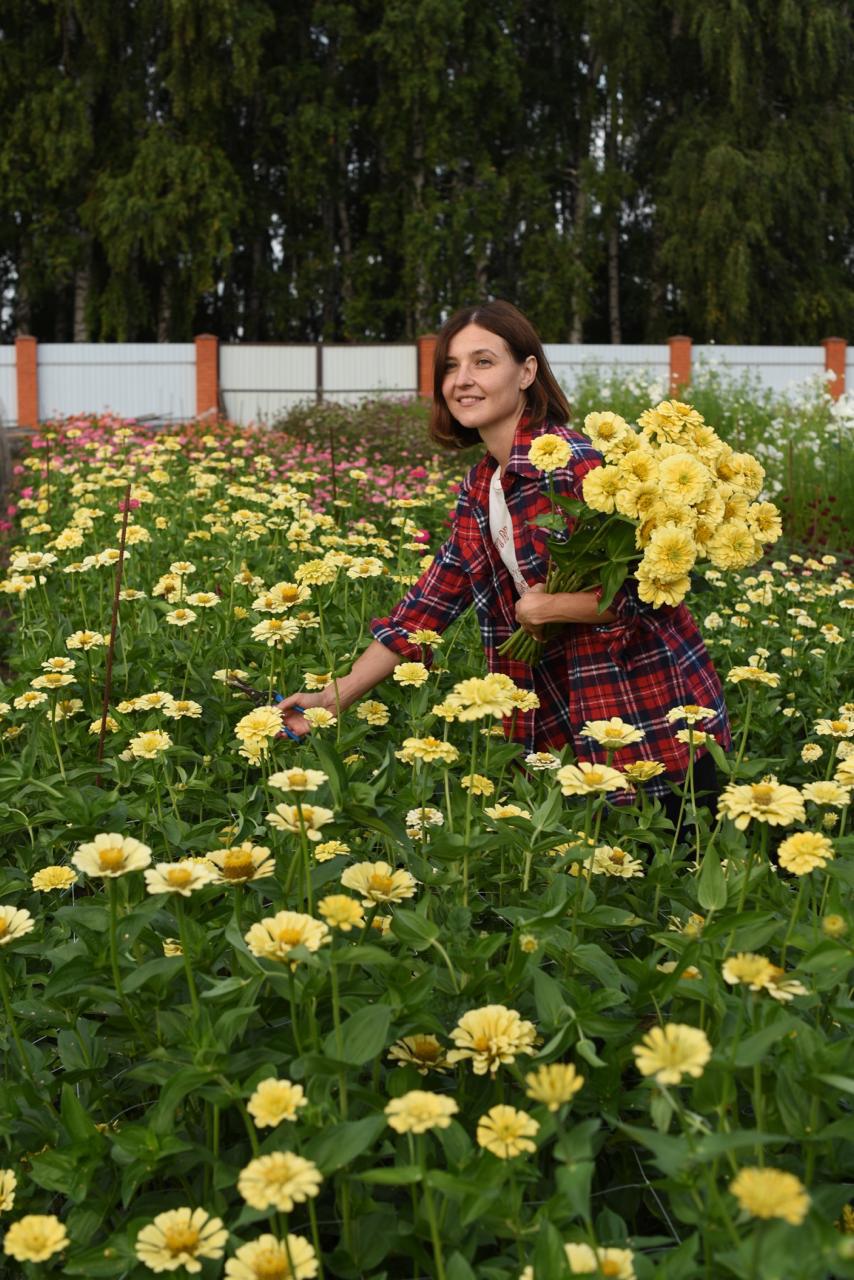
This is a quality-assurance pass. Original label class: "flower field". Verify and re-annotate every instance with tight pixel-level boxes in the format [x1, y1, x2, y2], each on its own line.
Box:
[0, 412, 852, 1279]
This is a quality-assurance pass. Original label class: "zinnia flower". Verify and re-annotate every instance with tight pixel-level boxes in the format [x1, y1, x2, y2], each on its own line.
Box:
[726, 666, 780, 687]
[385, 1090, 459, 1134]
[3, 1214, 68, 1263]
[317, 894, 365, 931]
[776, 831, 834, 875]
[556, 762, 629, 796]
[31, 866, 77, 892]
[206, 842, 275, 883]
[246, 1078, 307, 1128]
[388, 1034, 448, 1074]
[144, 860, 216, 896]
[225, 1234, 319, 1280]
[244, 911, 330, 966]
[135, 1207, 227, 1273]
[801, 780, 850, 808]
[445, 674, 518, 720]
[717, 778, 805, 830]
[266, 803, 335, 841]
[267, 767, 328, 792]
[632, 1023, 712, 1084]
[564, 1242, 636, 1277]
[392, 662, 429, 688]
[729, 1167, 810, 1225]
[722, 953, 776, 990]
[476, 1105, 539, 1158]
[395, 737, 460, 765]
[0, 905, 35, 946]
[447, 1004, 537, 1075]
[355, 700, 390, 725]
[579, 717, 645, 747]
[528, 434, 572, 472]
[129, 729, 173, 759]
[641, 524, 698, 582]
[524, 1062, 585, 1111]
[0, 1168, 16, 1211]
[72, 832, 152, 878]
[238, 1152, 322, 1212]
[340, 861, 418, 905]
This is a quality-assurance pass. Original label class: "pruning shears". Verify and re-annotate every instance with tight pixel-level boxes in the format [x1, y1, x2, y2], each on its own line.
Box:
[225, 675, 304, 742]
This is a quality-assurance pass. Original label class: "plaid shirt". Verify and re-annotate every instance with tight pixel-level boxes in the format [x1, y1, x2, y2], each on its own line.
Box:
[372, 417, 731, 792]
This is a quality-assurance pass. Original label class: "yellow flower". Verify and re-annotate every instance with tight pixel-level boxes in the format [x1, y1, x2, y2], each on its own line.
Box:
[134, 1206, 228, 1273]
[392, 662, 430, 687]
[764, 965, 809, 1003]
[483, 802, 531, 820]
[722, 953, 776, 990]
[556, 762, 629, 796]
[447, 1004, 537, 1075]
[632, 1023, 712, 1084]
[579, 717, 645, 747]
[317, 894, 365, 931]
[527, 434, 572, 472]
[641, 525, 698, 580]
[267, 767, 328, 792]
[476, 1104, 539, 1158]
[234, 706, 283, 748]
[665, 705, 715, 726]
[729, 1167, 810, 1225]
[564, 1242, 636, 1277]
[409, 628, 442, 645]
[635, 563, 692, 608]
[244, 911, 330, 966]
[163, 699, 203, 719]
[314, 839, 351, 863]
[251, 617, 301, 646]
[162, 938, 183, 956]
[623, 760, 666, 782]
[717, 778, 805, 830]
[524, 1062, 584, 1111]
[340, 861, 418, 905]
[814, 718, 853, 738]
[31, 671, 75, 690]
[0, 905, 34, 952]
[31, 866, 77, 892]
[72, 832, 152, 878]
[13, 690, 47, 710]
[247, 1078, 307, 1128]
[524, 751, 561, 771]
[224, 1234, 319, 1280]
[302, 707, 336, 730]
[266, 803, 335, 841]
[582, 466, 622, 513]
[385, 1090, 459, 1134]
[656, 961, 702, 980]
[396, 737, 460, 765]
[657, 451, 710, 506]
[727, 665, 781, 687]
[446, 674, 519, 720]
[65, 629, 108, 650]
[822, 914, 847, 939]
[238, 1152, 322, 1212]
[165, 607, 197, 627]
[776, 831, 835, 876]
[746, 501, 783, 544]
[129, 729, 173, 759]
[355, 699, 390, 725]
[144, 860, 215, 896]
[461, 773, 495, 795]
[304, 671, 332, 691]
[583, 410, 631, 453]
[206, 843, 275, 883]
[388, 1034, 449, 1074]
[51, 698, 85, 721]
[0, 1168, 16, 1211]
[593, 845, 645, 878]
[3, 1214, 69, 1263]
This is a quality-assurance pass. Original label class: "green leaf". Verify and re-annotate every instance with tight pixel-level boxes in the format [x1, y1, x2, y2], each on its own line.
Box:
[323, 1002, 391, 1065]
[816, 1074, 854, 1098]
[617, 1123, 688, 1178]
[732, 1014, 798, 1067]
[391, 907, 440, 951]
[533, 968, 571, 1028]
[599, 558, 630, 612]
[696, 846, 727, 911]
[61, 1083, 99, 1143]
[446, 1253, 477, 1280]
[533, 1221, 571, 1278]
[355, 1164, 422, 1184]
[122, 955, 182, 993]
[150, 1066, 213, 1135]
[304, 1114, 387, 1175]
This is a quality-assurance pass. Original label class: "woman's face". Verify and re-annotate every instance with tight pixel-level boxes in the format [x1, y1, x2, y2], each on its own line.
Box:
[442, 323, 536, 436]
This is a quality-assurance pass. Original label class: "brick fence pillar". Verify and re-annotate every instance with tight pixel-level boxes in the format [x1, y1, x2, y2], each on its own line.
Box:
[417, 334, 437, 399]
[195, 334, 219, 417]
[15, 335, 38, 427]
[822, 337, 846, 400]
[668, 335, 692, 395]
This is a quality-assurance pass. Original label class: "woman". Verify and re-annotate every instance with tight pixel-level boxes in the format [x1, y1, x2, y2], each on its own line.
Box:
[280, 301, 731, 822]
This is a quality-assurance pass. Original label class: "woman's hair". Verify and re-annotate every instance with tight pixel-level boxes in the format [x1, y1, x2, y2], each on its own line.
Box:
[429, 300, 571, 449]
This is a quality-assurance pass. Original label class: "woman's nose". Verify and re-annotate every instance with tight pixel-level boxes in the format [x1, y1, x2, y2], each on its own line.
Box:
[456, 363, 474, 386]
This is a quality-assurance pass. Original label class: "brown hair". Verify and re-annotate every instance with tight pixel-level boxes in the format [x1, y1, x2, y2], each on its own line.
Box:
[428, 300, 571, 449]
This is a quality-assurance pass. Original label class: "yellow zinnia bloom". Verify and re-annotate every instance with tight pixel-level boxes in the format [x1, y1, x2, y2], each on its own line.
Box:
[129, 729, 173, 759]
[722, 952, 776, 990]
[206, 843, 275, 883]
[777, 831, 835, 875]
[224, 1234, 318, 1280]
[447, 1004, 537, 1075]
[0, 905, 35, 946]
[640, 524, 698, 582]
[392, 662, 429, 687]
[3, 1214, 69, 1264]
[144, 860, 215, 896]
[246, 1078, 307, 1128]
[266, 803, 335, 841]
[717, 778, 805, 830]
[527, 434, 572, 472]
[581, 466, 622, 513]
[476, 1105, 539, 1158]
[72, 832, 152, 878]
[556, 762, 629, 796]
[134, 1207, 228, 1273]
[395, 737, 460, 765]
[524, 1062, 584, 1111]
[340, 861, 418, 905]
[388, 1034, 449, 1075]
[267, 767, 328, 792]
[0, 1168, 17, 1211]
[635, 564, 691, 608]
[729, 1167, 810, 1225]
[244, 911, 330, 966]
[564, 1242, 636, 1277]
[317, 894, 365, 931]
[237, 1152, 322, 1212]
[31, 866, 77, 892]
[385, 1090, 459, 1134]
[632, 1023, 711, 1085]
[579, 717, 645, 747]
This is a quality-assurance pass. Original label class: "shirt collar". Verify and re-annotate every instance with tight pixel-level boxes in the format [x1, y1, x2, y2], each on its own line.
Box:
[501, 413, 544, 480]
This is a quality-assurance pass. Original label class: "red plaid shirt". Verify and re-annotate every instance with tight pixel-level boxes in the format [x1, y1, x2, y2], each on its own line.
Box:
[372, 417, 731, 793]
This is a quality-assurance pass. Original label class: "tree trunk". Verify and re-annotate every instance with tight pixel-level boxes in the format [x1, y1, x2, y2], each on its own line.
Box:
[606, 100, 621, 344]
[568, 178, 587, 343]
[157, 271, 172, 342]
[16, 242, 32, 335]
[73, 259, 91, 341]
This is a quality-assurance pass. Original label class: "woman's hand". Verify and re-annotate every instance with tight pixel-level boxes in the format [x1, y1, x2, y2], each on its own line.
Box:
[514, 583, 553, 639]
[277, 688, 338, 737]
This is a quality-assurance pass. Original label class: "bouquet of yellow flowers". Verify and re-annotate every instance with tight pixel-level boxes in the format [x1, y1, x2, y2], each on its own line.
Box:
[500, 399, 782, 665]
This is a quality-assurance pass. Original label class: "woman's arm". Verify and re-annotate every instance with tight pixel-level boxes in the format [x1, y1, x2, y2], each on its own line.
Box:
[278, 640, 401, 736]
[514, 583, 616, 638]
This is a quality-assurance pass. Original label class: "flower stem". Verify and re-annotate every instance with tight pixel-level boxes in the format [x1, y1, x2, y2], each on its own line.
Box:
[174, 897, 201, 1021]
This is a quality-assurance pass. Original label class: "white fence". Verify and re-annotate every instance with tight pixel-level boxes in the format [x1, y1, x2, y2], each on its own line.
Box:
[0, 339, 847, 427]
[0, 347, 15, 424]
[37, 344, 196, 421]
[220, 343, 417, 422]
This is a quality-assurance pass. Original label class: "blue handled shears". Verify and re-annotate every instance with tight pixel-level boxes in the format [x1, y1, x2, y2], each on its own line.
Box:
[225, 676, 304, 741]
